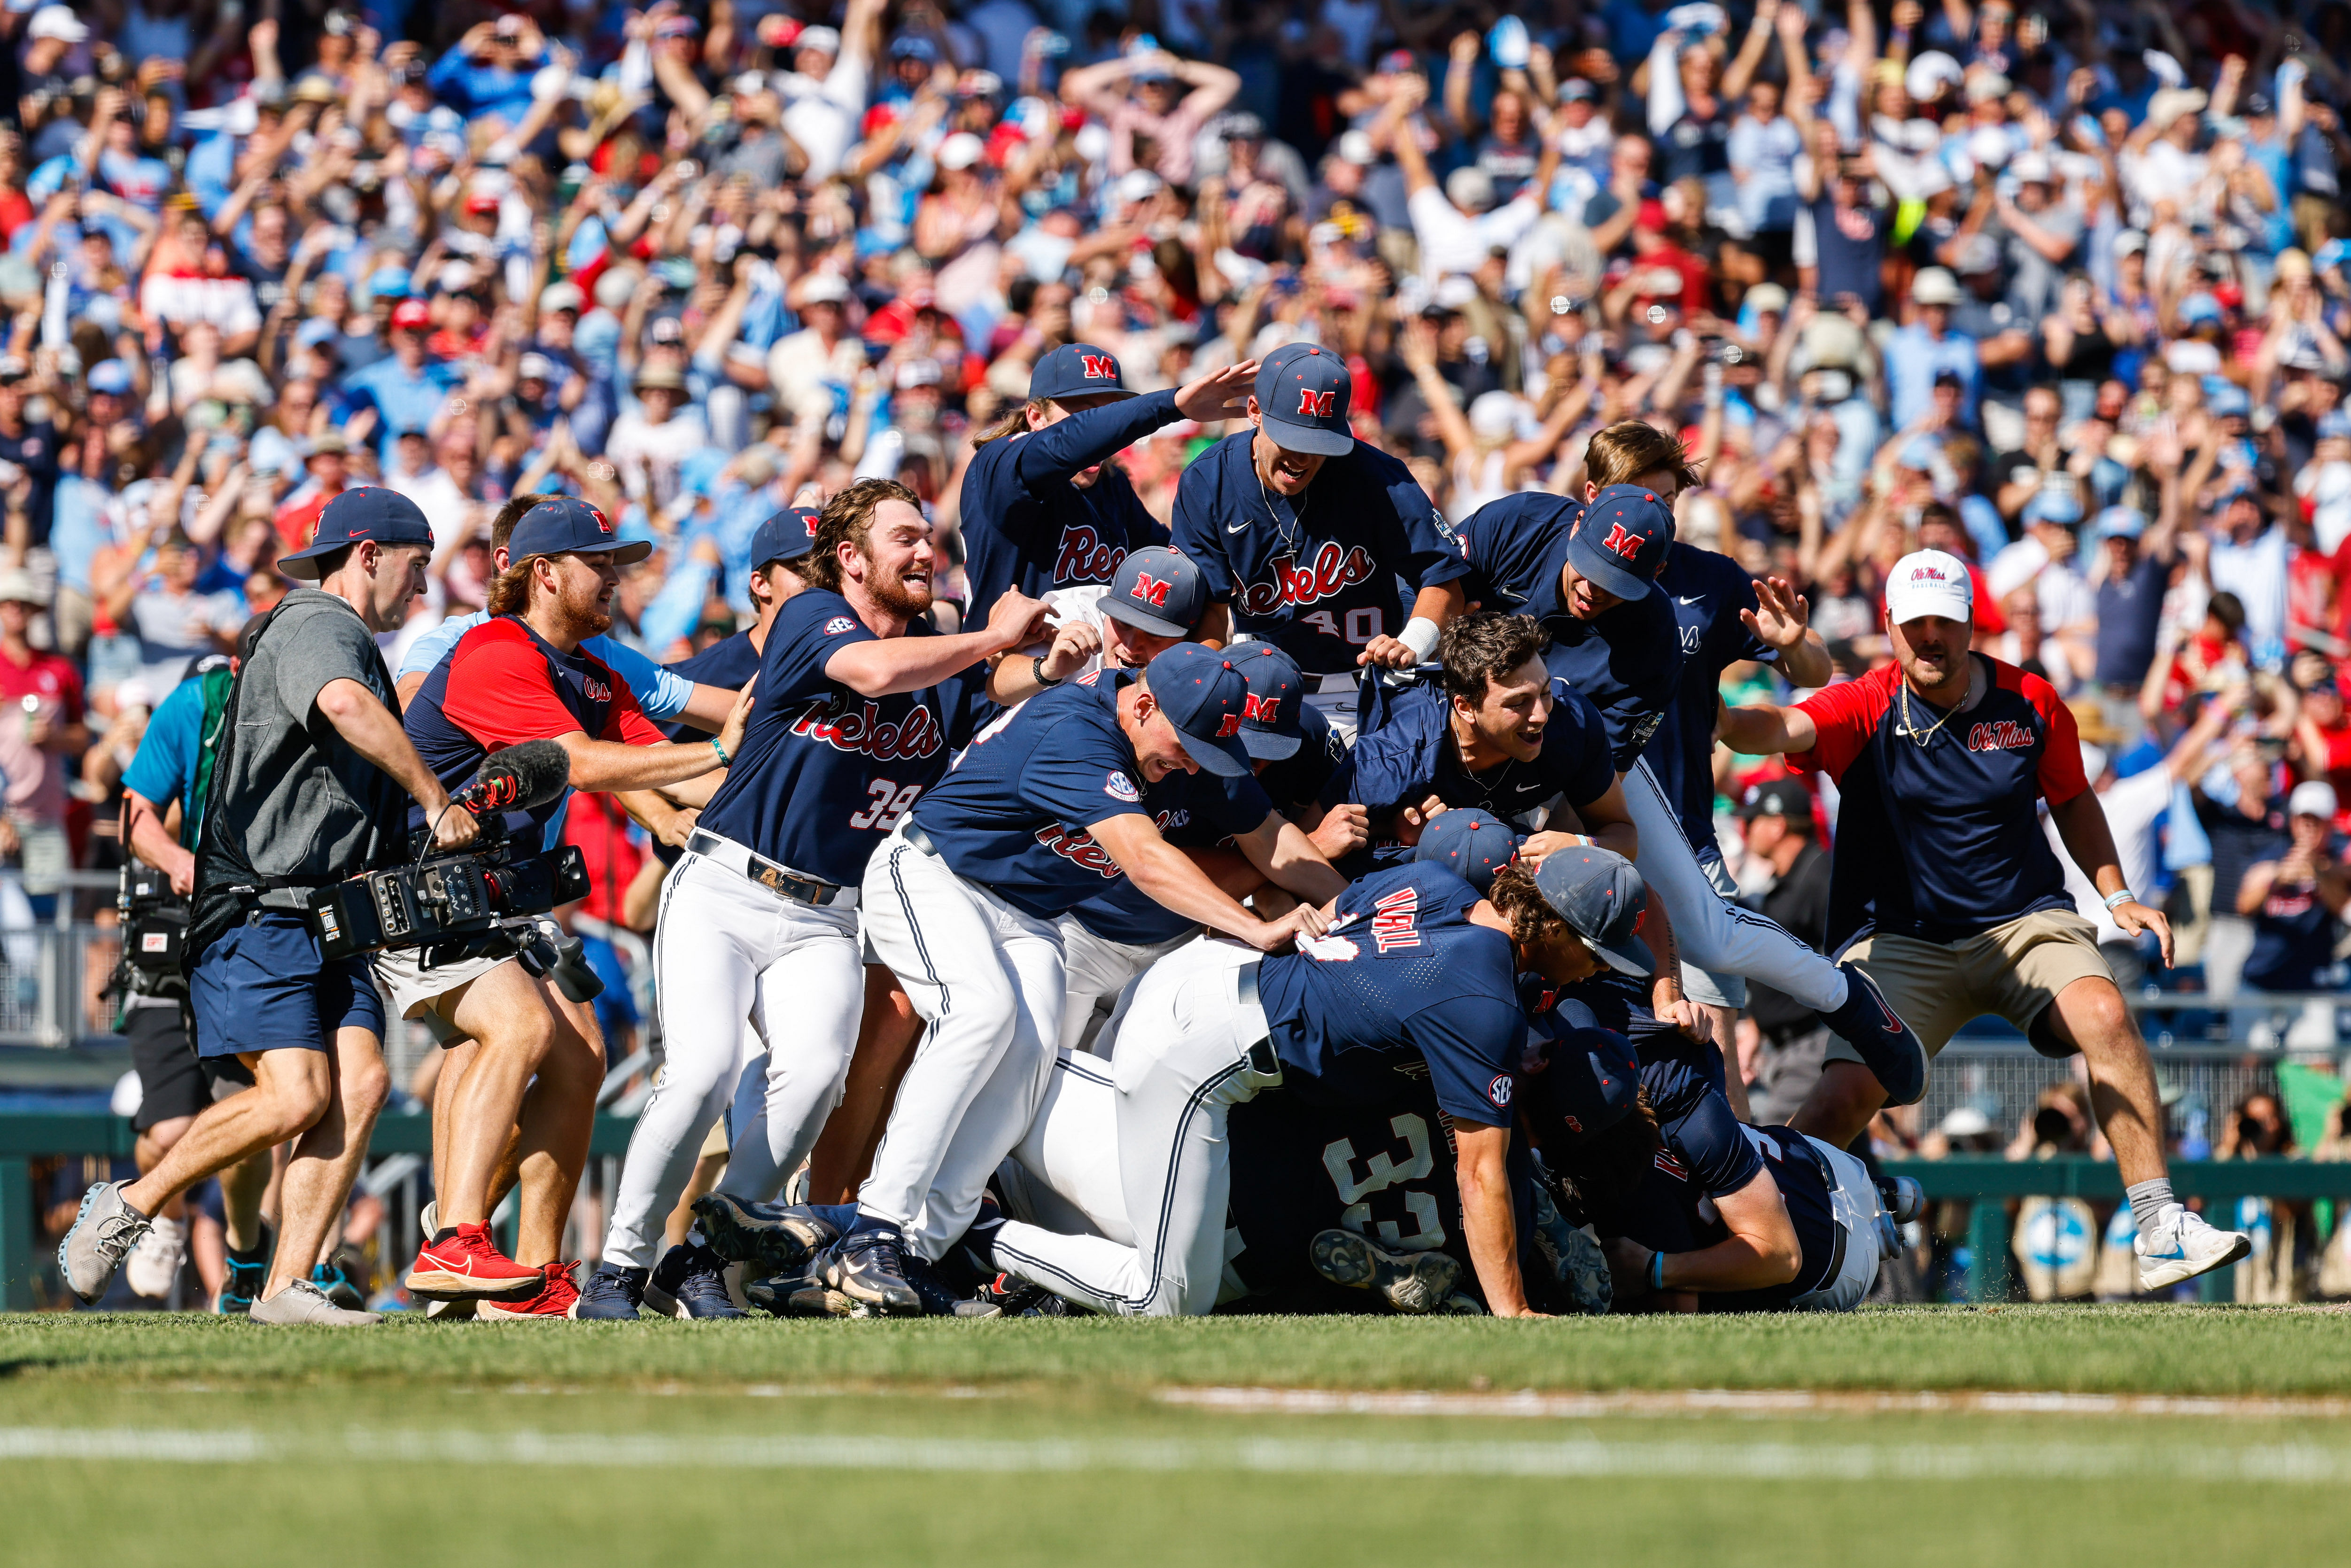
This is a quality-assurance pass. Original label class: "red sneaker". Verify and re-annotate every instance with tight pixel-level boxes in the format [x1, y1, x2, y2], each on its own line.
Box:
[479, 1261, 583, 1320]
[405, 1224, 542, 1297]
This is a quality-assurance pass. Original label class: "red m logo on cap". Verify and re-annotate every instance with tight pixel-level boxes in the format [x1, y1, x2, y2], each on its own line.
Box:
[1243, 694, 1280, 723]
[1216, 713, 1242, 737]
[1080, 354, 1115, 380]
[590, 506, 613, 535]
[1600, 522, 1643, 562]
[1133, 572, 1171, 606]
[1297, 388, 1336, 419]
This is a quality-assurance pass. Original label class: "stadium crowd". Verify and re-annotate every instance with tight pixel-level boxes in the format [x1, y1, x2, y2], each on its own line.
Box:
[14, 0, 2351, 1313]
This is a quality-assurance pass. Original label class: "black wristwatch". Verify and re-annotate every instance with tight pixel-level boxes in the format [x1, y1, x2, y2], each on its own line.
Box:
[1032, 654, 1063, 688]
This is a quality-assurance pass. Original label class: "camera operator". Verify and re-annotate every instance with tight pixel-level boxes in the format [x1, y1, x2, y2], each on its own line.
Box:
[392, 496, 753, 1316]
[115, 647, 276, 1312]
[61, 488, 479, 1325]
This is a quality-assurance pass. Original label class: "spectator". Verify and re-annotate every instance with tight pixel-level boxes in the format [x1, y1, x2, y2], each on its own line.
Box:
[2236, 780, 2349, 1046]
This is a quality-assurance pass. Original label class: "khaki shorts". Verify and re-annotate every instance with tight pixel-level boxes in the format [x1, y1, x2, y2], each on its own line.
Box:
[1823, 909, 2116, 1093]
[372, 945, 520, 1042]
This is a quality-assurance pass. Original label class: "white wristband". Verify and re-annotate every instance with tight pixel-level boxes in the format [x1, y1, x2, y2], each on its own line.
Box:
[1400, 616, 1442, 661]
[2103, 888, 2136, 911]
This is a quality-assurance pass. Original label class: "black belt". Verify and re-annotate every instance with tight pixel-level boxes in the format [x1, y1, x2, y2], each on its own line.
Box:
[901, 823, 940, 857]
[686, 830, 852, 908]
[1790, 1136, 1849, 1296]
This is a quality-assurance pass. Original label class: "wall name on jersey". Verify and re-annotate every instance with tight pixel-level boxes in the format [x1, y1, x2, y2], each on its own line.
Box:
[1369, 885, 1422, 953]
[789, 697, 944, 762]
[1052, 524, 1129, 585]
[1966, 719, 2037, 753]
[1234, 541, 1377, 617]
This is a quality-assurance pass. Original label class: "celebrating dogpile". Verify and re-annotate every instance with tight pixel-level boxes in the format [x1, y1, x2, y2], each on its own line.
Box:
[43, 0, 2349, 1327]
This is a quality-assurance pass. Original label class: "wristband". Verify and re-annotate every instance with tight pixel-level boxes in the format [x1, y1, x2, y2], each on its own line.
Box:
[1032, 653, 1064, 689]
[2103, 888, 2136, 911]
[711, 737, 731, 767]
[1399, 616, 1442, 661]
[1647, 1250, 1665, 1292]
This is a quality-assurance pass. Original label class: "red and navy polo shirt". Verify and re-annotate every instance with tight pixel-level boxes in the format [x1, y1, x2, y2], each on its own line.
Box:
[1791, 654, 2088, 952]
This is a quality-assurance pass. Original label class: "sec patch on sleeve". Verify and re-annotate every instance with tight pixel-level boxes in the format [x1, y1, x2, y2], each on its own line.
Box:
[1105, 770, 1140, 803]
[824, 616, 857, 635]
[1488, 1074, 1514, 1108]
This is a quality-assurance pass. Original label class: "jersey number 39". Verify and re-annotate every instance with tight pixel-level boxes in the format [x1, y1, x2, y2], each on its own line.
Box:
[849, 780, 923, 831]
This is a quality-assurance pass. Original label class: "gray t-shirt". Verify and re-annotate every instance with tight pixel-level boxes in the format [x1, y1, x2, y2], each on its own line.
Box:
[206, 586, 404, 880]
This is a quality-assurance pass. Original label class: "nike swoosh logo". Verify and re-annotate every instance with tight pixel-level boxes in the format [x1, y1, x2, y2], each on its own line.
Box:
[1227, 522, 1250, 534]
[1676, 595, 1704, 605]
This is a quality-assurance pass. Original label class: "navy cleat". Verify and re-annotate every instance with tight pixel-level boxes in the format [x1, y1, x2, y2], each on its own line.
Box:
[218, 1254, 266, 1316]
[1819, 961, 1929, 1106]
[571, 1263, 648, 1320]
[644, 1243, 747, 1319]
[900, 1252, 974, 1318]
[815, 1227, 924, 1318]
[954, 1272, 1069, 1319]
[691, 1194, 841, 1274]
[1310, 1228, 1462, 1314]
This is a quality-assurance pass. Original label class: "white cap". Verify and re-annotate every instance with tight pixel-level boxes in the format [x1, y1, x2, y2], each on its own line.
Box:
[796, 24, 841, 54]
[799, 272, 851, 305]
[2289, 780, 2339, 821]
[1885, 549, 1974, 625]
[1911, 266, 1961, 306]
[539, 280, 584, 314]
[1335, 129, 1375, 166]
[936, 132, 985, 171]
[27, 4, 86, 42]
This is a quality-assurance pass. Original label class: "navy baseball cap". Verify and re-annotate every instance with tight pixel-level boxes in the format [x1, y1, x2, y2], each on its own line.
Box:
[1255, 343, 1354, 457]
[1232, 643, 1306, 761]
[1737, 777, 1812, 823]
[1567, 484, 1675, 603]
[1029, 342, 1134, 404]
[1142, 643, 1252, 777]
[278, 486, 436, 579]
[1533, 1023, 1641, 1140]
[508, 496, 653, 566]
[1531, 845, 1651, 977]
[1414, 807, 1520, 893]
[1102, 545, 1205, 639]
[752, 505, 822, 570]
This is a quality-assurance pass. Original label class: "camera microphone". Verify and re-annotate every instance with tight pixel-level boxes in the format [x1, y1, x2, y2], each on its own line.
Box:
[454, 739, 573, 815]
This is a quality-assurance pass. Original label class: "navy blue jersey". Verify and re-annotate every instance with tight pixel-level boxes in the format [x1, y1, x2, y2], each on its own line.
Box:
[911, 669, 1240, 921]
[1330, 676, 1614, 837]
[1793, 654, 2089, 950]
[1529, 967, 1729, 1095]
[695, 591, 955, 887]
[1456, 492, 1684, 771]
[1257, 863, 1528, 1127]
[658, 628, 762, 740]
[1171, 431, 1467, 677]
[1063, 764, 1275, 944]
[1640, 545, 1774, 857]
[958, 390, 1178, 629]
[1590, 1056, 1839, 1311]
[1258, 701, 1347, 817]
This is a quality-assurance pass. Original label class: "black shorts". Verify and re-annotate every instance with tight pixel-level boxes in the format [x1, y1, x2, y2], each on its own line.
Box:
[124, 1001, 252, 1132]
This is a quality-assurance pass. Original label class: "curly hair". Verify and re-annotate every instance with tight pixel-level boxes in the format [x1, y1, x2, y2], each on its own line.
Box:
[1584, 418, 1702, 493]
[1438, 611, 1549, 706]
[802, 476, 925, 595]
[1485, 861, 1572, 947]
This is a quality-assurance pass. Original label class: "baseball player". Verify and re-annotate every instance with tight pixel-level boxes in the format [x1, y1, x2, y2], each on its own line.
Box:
[1458, 474, 1929, 1094]
[574, 478, 1050, 1320]
[824, 642, 1331, 1315]
[1171, 343, 1470, 738]
[959, 344, 1258, 629]
[969, 846, 1659, 1318]
[659, 505, 823, 717]
[987, 545, 1210, 711]
[1718, 549, 2253, 1290]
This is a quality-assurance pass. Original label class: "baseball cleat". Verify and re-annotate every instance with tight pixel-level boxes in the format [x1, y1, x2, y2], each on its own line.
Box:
[1528, 1180, 1611, 1315]
[644, 1243, 747, 1319]
[815, 1228, 925, 1317]
[1309, 1228, 1463, 1314]
[478, 1261, 583, 1320]
[406, 1225, 542, 1298]
[1878, 1175, 1925, 1226]
[954, 1272, 1069, 1319]
[743, 1265, 852, 1318]
[691, 1194, 840, 1273]
[571, 1263, 648, 1320]
[1821, 962, 1929, 1106]
[58, 1180, 151, 1304]
[2135, 1203, 2253, 1291]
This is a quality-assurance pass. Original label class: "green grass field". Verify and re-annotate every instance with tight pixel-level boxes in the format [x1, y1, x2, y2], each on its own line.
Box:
[7, 1307, 2351, 1565]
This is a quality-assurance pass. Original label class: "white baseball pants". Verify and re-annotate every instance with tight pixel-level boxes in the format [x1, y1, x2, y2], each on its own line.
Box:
[991, 938, 1278, 1317]
[861, 826, 1068, 1260]
[1620, 755, 1847, 1013]
[600, 850, 862, 1271]
[1056, 916, 1192, 1056]
[1790, 1137, 1886, 1312]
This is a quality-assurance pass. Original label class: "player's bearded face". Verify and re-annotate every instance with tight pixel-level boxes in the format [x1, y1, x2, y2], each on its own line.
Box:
[854, 501, 936, 618]
[1891, 613, 1970, 695]
[549, 552, 619, 638]
[1250, 419, 1326, 496]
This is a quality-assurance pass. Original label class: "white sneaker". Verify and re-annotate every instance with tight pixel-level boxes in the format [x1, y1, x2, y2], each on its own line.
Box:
[2135, 1202, 2253, 1291]
[125, 1214, 189, 1299]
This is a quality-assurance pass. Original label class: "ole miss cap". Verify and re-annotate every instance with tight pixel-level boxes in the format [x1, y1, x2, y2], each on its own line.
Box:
[1231, 643, 1306, 761]
[1531, 1023, 1641, 1141]
[1142, 642, 1253, 777]
[1567, 484, 1675, 603]
[1102, 545, 1206, 639]
[751, 505, 822, 570]
[1029, 342, 1134, 404]
[1414, 807, 1520, 893]
[1531, 845, 1651, 977]
[1255, 342, 1354, 457]
[278, 486, 436, 579]
[507, 496, 653, 566]
[1883, 548, 1972, 626]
